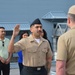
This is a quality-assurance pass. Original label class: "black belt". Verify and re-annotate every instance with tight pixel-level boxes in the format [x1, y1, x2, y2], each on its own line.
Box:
[23, 65, 45, 71]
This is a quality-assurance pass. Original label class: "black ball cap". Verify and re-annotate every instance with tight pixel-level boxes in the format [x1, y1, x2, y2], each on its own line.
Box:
[30, 18, 42, 27]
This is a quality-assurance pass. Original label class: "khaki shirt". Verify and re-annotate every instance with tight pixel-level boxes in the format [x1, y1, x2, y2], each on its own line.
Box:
[14, 35, 52, 67]
[57, 26, 75, 74]
[0, 38, 10, 59]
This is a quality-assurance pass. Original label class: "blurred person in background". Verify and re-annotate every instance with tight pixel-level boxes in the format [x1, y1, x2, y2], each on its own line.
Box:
[17, 31, 29, 75]
[41, 29, 53, 52]
[0, 27, 12, 75]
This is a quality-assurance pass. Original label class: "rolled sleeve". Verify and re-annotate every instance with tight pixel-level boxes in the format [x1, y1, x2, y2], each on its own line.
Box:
[14, 39, 26, 52]
[47, 42, 53, 58]
[57, 36, 67, 61]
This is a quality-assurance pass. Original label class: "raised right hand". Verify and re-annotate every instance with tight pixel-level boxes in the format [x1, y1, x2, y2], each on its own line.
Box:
[13, 24, 20, 38]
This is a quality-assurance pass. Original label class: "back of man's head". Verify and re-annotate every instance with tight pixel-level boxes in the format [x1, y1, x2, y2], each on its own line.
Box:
[68, 5, 75, 23]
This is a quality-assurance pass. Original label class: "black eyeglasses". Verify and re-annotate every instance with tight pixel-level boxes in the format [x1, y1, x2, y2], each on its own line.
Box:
[2, 41, 4, 47]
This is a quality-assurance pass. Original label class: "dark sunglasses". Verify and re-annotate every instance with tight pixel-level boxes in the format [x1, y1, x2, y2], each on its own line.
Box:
[2, 41, 4, 47]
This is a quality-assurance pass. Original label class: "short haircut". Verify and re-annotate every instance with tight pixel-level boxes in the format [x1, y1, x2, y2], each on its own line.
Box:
[68, 13, 75, 22]
[0, 27, 5, 29]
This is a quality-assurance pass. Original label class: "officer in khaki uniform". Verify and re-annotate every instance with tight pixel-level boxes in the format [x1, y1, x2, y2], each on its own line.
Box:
[56, 5, 75, 75]
[8, 18, 53, 75]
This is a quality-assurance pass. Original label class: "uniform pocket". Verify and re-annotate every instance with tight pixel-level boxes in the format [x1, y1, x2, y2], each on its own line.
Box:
[42, 48, 48, 53]
[27, 47, 37, 53]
